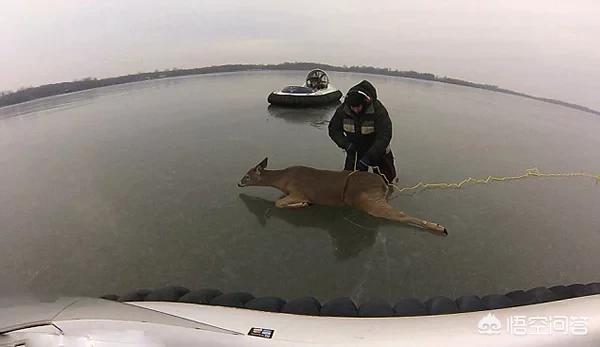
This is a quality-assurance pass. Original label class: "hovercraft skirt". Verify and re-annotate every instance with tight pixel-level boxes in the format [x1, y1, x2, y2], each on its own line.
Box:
[268, 90, 343, 107]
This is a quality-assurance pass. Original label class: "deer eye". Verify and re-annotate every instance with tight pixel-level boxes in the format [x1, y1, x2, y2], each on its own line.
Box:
[244, 175, 249, 180]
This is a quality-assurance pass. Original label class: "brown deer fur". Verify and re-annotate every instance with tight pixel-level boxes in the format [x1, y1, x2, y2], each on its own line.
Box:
[238, 158, 447, 236]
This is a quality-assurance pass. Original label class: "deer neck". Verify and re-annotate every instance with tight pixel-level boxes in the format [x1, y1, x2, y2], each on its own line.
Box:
[260, 169, 289, 192]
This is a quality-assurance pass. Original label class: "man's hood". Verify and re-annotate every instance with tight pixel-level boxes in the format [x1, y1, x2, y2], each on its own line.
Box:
[347, 80, 377, 100]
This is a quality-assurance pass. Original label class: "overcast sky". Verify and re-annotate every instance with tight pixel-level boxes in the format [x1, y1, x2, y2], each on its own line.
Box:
[2, 0, 599, 109]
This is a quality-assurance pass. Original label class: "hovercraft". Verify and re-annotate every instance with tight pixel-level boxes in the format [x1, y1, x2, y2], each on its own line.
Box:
[268, 69, 343, 107]
[3, 284, 598, 346]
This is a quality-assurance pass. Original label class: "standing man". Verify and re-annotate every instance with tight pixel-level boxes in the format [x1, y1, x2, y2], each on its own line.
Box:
[328, 80, 397, 183]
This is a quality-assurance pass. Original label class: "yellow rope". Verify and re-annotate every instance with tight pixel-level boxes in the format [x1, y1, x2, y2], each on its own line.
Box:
[349, 150, 599, 196]
[387, 167, 600, 196]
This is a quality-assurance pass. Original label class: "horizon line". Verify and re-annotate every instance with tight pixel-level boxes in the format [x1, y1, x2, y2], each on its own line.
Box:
[1, 61, 599, 116]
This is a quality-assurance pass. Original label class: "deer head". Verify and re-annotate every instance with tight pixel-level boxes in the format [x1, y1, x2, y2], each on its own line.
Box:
[238, 157, 268, 187]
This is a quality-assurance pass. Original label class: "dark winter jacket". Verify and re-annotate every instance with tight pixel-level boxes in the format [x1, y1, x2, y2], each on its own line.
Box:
[328, 80, 392, 164]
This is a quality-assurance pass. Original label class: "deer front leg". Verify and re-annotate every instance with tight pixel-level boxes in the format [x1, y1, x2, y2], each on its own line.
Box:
[275, 194, 311, 208]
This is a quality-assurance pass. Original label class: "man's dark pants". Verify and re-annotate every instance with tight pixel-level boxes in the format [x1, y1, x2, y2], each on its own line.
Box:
[344, 150, 397, 183]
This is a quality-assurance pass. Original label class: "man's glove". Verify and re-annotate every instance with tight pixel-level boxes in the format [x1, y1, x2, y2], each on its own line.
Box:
[356, 158, 369, 171]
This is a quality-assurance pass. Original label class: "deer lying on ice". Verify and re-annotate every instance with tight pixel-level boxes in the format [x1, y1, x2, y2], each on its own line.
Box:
[238, 158, 447, 236]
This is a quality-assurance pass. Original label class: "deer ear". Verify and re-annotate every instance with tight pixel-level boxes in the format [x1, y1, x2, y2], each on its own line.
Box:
[258, 157, 268, 169]
[254, 157, 268, 175]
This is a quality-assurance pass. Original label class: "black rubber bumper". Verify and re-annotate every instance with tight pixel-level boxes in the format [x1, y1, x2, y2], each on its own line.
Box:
[102, 282, 600, 317]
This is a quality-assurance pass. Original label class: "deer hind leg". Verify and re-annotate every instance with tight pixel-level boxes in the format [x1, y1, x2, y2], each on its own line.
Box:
[357, 196, 448, 236]
[275, 194, 311, 209]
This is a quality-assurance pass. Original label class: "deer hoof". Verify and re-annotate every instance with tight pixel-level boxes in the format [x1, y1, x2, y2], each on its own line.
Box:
[431, 223, 448, 236]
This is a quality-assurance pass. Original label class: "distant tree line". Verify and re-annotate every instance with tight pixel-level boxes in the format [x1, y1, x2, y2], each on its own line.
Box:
[1, 62, 598, 116]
